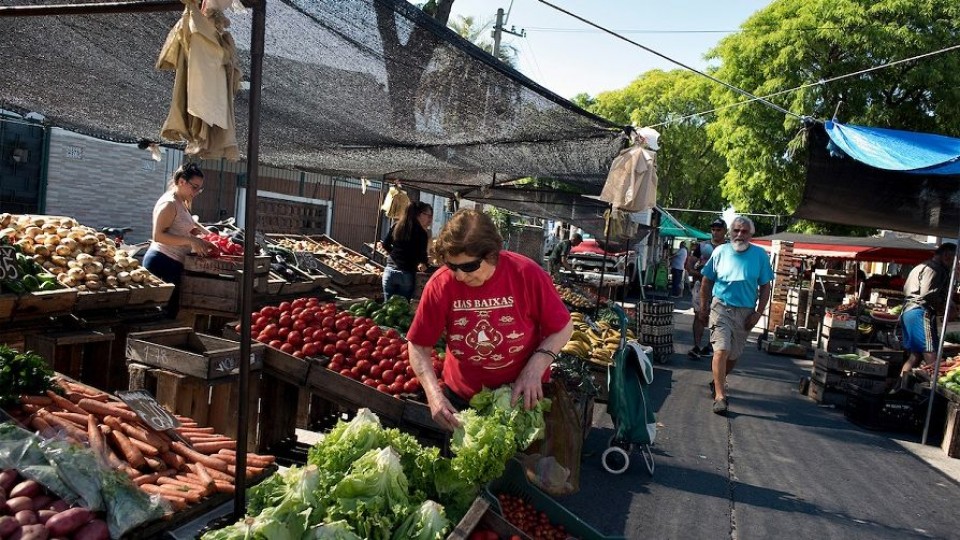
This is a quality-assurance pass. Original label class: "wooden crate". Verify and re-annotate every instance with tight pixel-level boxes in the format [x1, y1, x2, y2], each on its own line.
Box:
[807, 379, 847, 407]
[25, 330, 115, 390]
[447, 497, 531, 540]
[126, 282, 175, 307]
[109, 318, 184, 393]
[126, 364, 262, 452]
[74, 287, 131, 312]
[11, 288, 78, 320]
[942, 402, 960, 458]
[820, 337, 856, 355]
[180, 274, 266, 314]
[126, 327, 265, 381]
[0, 294, 15, 321]
[183, 254, 270, 276]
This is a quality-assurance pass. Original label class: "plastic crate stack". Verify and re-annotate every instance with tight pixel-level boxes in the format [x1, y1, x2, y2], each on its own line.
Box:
[639, 300, 674, 360]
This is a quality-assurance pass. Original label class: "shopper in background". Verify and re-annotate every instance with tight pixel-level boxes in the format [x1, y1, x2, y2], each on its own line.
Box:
[547, 232, 583, 275]
[407, 209, 573, 431]
[669, 241, 688, 297]
[143, 162, 216, 318]
[381, 201, 433, 300]
[899, 242, 958, 382]
[698, 216, 773, 415]
[686, 219, 728, 359]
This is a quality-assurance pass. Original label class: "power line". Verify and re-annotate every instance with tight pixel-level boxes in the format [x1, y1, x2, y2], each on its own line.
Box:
[519, 36, 548, 88]
[535, 0, 802, 120]
[524, 23, 957, 35]
[645, 42, 960, 129]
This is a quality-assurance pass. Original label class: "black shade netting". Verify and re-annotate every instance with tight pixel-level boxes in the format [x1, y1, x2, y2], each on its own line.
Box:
[0, 0, 625, 192]
[797, 123, 960, 237]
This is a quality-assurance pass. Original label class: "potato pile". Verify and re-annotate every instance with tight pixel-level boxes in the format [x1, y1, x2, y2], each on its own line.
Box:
[0, 214, 165, 292]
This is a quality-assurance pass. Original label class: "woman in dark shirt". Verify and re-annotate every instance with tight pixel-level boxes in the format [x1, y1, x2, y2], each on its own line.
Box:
[381, 201, 434, 300]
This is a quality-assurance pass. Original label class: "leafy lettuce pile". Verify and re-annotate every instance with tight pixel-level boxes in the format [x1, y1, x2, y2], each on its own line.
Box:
[203, 385, 548, 539]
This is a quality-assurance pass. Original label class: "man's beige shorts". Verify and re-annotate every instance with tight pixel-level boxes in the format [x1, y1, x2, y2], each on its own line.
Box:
[691, 281, 702, 313]
[708, 299, 753, 360]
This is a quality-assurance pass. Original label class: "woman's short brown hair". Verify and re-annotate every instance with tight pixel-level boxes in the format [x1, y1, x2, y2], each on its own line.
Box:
[431, 209, 502, 264]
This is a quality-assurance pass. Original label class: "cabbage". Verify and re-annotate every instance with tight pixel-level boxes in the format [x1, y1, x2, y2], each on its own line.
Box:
[328, 447, 410, 540]
[391, 500, 450, 540]
[309, 520, 362, 539]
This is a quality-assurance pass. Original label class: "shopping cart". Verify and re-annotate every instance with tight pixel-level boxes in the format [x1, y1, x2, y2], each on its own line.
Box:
[601, 304, 657, 475]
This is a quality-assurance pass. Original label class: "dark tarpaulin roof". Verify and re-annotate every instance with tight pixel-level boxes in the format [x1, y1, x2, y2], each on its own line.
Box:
[796, 123, 959, 237]
[0, 0, 625, 192]
[753, 232, 934, 264]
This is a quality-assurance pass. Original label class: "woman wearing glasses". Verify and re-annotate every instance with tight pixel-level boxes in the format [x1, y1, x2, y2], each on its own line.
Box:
[381, 201, 434, 300]
[406, 210, 574, 431]
[143, 163, 216, 317]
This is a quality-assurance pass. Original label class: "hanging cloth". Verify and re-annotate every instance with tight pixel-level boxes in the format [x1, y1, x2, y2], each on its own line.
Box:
[599, 144, 658, 212]
[157, 0, 241, 160]
[381, 186, 410, 220]
[604, 208, 629, 239]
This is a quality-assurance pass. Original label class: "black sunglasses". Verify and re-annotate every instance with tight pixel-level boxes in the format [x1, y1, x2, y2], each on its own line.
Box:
[445, 258, 483, 273]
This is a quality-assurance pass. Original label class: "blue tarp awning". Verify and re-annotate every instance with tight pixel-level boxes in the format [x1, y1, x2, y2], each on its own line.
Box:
[824, 121, 960, 175]
[796, 123, 959, 237]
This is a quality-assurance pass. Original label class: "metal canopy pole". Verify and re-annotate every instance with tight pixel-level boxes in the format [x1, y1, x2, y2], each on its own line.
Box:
[922, 230, 960, 445]
[234, 0, 266, 518]
[594, 206, 613, 317]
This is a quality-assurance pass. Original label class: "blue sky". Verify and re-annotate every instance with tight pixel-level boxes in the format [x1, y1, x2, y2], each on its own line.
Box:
[441, 0, 772, 99]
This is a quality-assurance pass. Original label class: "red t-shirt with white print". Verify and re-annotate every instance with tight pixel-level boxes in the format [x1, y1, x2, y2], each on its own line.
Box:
[407, 251, 571, 400]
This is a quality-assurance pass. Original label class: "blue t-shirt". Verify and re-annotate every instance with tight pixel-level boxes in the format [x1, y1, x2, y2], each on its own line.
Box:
[701, 243, 774, 308]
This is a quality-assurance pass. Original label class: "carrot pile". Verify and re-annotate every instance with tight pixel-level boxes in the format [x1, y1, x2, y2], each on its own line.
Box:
[10, 379, 276, 513]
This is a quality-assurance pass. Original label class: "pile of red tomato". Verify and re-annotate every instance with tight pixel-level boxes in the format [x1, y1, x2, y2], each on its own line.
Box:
[497, 494, 572, 540]
[247, 297, 443, 397]
[202, 232, 244, 258]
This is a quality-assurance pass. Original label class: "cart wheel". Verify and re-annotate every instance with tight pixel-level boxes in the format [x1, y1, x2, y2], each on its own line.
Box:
[638, 444, 655, 475]
[601, 446, 631, 474]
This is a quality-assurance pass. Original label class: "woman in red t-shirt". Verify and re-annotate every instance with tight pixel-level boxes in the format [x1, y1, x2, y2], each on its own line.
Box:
[407, 210, 573, 431]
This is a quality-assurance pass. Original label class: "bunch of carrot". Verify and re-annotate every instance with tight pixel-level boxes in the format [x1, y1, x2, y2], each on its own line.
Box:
[12, 379, 276, 513]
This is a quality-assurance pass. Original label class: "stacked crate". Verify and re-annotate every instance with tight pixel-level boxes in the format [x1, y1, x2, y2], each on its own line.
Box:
[786, 287, 809, 328]
[820, 310, 858, 354]
[807, 348, 891, 407]
[766, 241, 798, 331]
[806, 270, 848, 335]
[639, 300, 673, 361]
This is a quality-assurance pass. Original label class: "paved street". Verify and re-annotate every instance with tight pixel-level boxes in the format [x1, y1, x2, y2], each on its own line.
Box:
[560, 297, 960, 540]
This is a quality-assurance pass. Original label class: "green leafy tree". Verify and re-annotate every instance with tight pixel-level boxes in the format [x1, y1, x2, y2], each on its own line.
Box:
[586, 70, 728, 230]
[447, 14, 518, 66]
[707, 0, 960, 224]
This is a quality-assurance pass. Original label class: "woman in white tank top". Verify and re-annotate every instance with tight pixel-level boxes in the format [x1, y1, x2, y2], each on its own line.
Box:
[143, 163, 215, 317]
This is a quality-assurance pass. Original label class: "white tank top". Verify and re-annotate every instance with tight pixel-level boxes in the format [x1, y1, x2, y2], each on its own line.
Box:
[150, 191, 196, 263]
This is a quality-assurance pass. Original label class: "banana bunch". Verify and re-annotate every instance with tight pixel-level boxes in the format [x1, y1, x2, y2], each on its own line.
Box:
[561, 313, 636, 366]
[555, 284, 594, 309]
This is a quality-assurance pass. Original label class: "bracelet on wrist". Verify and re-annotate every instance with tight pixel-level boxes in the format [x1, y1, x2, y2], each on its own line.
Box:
[534, 348, 559, 362]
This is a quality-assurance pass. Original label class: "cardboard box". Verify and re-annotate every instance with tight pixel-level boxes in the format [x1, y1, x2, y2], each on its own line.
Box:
[824, 311, 857, 330]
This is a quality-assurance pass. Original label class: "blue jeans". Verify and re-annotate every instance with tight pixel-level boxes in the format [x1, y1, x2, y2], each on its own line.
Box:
[383, 267, 415, 300]
[143, 248, 184, 317]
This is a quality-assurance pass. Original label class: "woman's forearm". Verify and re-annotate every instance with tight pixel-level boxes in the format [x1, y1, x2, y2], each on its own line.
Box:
[409, 343, 443, 402]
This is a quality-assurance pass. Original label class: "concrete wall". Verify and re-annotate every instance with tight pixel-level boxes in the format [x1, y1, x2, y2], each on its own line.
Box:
[44, 129, 180, 243]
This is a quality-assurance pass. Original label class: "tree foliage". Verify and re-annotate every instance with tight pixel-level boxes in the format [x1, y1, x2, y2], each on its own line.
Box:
[447, 15, 518, 67]
[707, 0, 960, 220]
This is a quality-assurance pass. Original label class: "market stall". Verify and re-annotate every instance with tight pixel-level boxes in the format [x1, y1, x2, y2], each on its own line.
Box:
[0, 0, 633, 536]
[792, 121, 960, 449]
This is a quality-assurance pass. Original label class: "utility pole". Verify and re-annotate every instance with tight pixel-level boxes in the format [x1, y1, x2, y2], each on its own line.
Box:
[491, 3, 525, 60]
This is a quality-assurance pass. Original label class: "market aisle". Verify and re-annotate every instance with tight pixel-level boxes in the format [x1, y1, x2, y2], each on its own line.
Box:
[557, 305, 960, 540]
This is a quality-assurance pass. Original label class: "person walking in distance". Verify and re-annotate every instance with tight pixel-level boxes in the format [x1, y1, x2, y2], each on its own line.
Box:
[898, 243, 957, 385]
[669, 242, 688, 297]
[686, 219, 728, 359]
[698, 216, 773, 415]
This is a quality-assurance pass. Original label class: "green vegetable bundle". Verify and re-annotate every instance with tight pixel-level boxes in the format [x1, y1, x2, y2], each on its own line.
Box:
[0, 236, 62, 294]
[205, 386, 550, 540]
[348, 296, 414, 332]
[0, 345, 59, 406]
